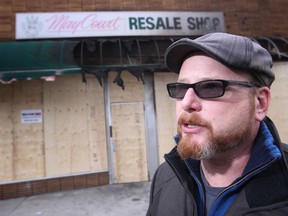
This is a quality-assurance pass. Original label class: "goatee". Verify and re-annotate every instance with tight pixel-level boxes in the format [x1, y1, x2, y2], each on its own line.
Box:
[177, 112, 253, 160]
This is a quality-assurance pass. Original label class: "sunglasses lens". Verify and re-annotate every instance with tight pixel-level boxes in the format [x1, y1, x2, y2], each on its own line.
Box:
[167, 80, 225, 99]
[196, 80, 225, 98]
[167, 83, 189, 99]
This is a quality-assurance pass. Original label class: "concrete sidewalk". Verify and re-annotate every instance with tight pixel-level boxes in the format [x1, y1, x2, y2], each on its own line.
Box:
[0, 181, 151, 216]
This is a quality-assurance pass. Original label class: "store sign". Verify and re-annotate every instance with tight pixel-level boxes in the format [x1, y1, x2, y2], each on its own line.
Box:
[21, 109, 42, 124]
[16, 11, 225, 39]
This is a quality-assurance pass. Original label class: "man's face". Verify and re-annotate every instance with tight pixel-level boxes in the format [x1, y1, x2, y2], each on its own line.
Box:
[176, 53, 258, 160]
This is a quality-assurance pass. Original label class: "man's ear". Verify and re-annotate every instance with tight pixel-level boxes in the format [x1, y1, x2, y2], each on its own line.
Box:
[255, 87, 271, 121]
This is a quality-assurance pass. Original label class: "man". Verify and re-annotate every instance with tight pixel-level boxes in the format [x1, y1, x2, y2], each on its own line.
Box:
[146, 33, 288, 216]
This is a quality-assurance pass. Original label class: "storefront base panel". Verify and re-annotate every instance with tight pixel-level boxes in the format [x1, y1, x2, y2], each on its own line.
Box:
[0, 172, 109, 200]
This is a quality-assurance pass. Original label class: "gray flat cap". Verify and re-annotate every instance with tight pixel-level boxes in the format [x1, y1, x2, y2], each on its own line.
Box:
[165, 33, 274, 87]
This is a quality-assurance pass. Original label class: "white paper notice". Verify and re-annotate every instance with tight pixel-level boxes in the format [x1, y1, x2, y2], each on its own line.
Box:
[21, 109, 43, 124]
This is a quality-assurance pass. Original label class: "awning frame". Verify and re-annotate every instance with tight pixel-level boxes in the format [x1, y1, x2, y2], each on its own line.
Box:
[0, 36, 287, 86]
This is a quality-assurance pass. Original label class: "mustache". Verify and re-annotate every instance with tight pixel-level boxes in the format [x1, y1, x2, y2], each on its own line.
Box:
[178, 113, 207, 126]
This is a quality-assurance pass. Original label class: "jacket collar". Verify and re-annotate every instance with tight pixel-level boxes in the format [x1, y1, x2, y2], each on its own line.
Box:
[243, 120, 281, 175]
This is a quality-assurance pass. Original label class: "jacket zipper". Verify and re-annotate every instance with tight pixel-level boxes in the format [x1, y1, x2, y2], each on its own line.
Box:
[184, 160, 206, 216]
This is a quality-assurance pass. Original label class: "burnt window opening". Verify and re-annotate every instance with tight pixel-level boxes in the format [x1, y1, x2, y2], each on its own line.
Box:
[74, 38, 173, 88]
[257, 37, 288, 61]
[72, 36, 288, 88]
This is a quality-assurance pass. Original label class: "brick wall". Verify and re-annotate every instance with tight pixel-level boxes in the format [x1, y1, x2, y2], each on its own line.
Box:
[0, 0, 288, 41]
[0, 172, 109, 200]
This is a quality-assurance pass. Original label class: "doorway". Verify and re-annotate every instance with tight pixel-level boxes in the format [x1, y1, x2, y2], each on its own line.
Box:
[110, 102, 148, 183]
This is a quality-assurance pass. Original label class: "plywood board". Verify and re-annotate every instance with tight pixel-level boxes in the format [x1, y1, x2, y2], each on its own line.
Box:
[44, 75, 90, 176]
[11, 80, 45, 180]
[85, 75, 108, 171]
[0, 73, 108, 183]
[268, 62, 288, 143]
[0, 84, 14, 181]
[109, 71, 145, 103]
[154, 72, 178, 163]
[44, 74, 108, 177]
[111, 103, 148, 183]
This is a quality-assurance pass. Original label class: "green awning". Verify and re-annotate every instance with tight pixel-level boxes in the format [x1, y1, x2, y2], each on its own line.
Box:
[0, 40, 81, 82]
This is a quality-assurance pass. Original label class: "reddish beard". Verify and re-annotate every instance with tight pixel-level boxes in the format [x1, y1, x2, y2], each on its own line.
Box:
[177, 113, 213, 160]
[177, 111, 253, 160]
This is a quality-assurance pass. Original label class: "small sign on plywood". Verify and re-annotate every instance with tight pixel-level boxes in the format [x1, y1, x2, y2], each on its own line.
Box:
[21, 109, 43, 124]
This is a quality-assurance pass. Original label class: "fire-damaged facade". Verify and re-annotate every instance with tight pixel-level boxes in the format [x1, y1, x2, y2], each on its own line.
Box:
[0, 1, 288, 199]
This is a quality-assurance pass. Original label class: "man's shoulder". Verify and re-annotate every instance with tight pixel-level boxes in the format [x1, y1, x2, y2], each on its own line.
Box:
[148, 161, 197, 216]
[154, 162, 177, 184]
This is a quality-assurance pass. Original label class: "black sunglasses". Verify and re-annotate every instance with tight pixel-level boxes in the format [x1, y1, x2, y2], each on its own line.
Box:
[167, 79, 261, 99]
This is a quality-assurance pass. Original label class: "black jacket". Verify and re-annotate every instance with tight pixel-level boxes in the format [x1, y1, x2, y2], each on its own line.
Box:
[146, 118, 288, 216]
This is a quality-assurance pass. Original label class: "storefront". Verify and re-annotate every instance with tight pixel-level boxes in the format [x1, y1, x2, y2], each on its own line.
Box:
[0, 8, 288, 199]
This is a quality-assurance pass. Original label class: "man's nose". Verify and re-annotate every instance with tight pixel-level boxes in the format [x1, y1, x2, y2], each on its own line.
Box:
[180, 88, 202, 112]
